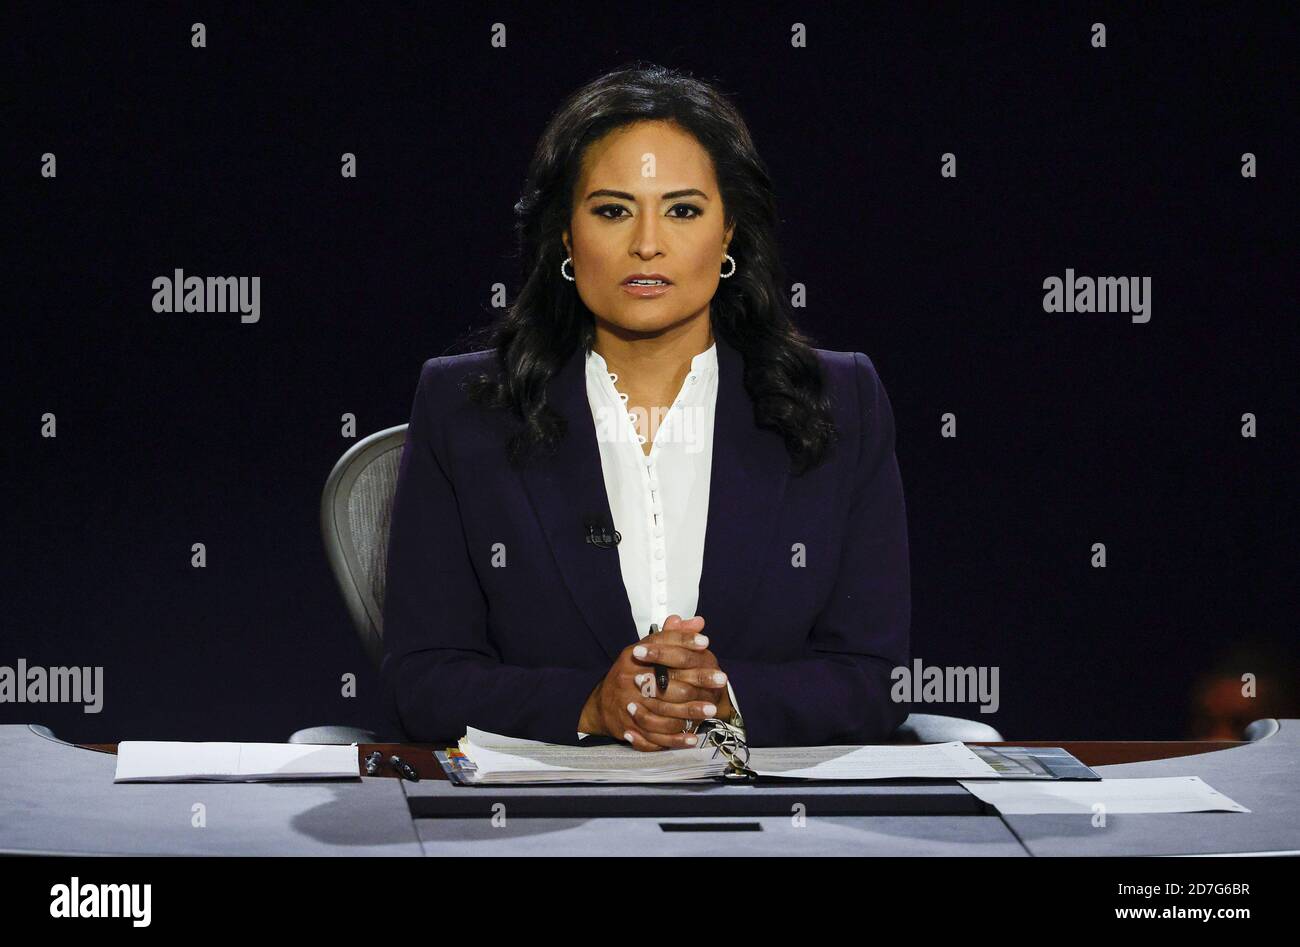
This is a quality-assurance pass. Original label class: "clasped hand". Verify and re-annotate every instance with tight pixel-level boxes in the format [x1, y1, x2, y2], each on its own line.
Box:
[578, 614, 733, 751]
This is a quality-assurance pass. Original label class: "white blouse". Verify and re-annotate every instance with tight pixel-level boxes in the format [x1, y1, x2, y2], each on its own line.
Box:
[577, 340, 740, 738]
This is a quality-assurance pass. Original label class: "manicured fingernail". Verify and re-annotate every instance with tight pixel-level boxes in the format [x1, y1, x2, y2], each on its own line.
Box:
[702, 703, 717, 716]
[685, 735, 698, 745]
[633, 645, 647, 658]
[626, 702, 637, 715]
[712, 672, 727, 685]
[623, 731, 635, 743]
[694, 634, 708, 646]
[633, 673, 646, 685]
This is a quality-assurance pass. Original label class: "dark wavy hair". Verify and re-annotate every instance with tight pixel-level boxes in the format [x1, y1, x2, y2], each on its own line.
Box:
[459, 62, 839, 476]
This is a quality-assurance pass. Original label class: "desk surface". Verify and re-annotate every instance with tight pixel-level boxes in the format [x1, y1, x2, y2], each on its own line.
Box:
[3, 723, 1292, 856]
[1003, 724, 1300, 856]
[0, 725, 423, 856]
[76, 738, 1245, 779]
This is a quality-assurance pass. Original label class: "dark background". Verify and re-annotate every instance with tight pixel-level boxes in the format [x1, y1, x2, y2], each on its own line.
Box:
[6, 1, 1293, 743]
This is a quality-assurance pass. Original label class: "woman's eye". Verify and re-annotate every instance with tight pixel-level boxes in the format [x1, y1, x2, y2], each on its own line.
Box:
[593, 203, 702, 220]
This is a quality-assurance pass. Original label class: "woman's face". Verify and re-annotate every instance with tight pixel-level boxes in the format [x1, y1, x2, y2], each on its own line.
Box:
[563, 120, 734, 336]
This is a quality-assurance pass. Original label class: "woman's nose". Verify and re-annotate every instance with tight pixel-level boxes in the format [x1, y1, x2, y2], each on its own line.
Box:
[630, 215, 662, 256]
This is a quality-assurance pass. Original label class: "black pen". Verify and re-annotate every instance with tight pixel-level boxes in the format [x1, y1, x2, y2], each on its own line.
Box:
[648, 622, 670, 694]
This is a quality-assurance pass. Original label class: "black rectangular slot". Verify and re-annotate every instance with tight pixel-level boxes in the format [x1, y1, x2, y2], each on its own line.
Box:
[659, 822, 763, 832]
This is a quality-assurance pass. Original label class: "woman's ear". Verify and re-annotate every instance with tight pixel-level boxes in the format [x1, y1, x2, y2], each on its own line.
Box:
[562, 230, 571, 256]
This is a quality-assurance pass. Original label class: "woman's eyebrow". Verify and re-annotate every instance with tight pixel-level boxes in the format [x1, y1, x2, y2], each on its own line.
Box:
[584, 188, 710, 201]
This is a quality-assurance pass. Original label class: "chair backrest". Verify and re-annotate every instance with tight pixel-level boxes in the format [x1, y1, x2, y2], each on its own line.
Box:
[1243, 718, 1279, 742]
[320, 424, 408, 669]
[895, 713, 1004, 743]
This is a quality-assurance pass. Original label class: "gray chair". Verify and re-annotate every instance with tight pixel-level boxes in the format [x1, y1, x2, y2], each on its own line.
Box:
[288, 424, 409, 744]
[893, 713, 1003, 743]
[1243, 718, 1279, 742]
[28, 724, 76, 746]
[292, 424, 1004, 746]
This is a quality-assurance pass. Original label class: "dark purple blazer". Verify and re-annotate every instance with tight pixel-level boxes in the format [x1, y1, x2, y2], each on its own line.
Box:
[379, 332, 911, 747]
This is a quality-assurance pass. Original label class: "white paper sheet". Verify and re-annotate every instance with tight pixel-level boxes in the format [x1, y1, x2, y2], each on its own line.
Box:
[114, 741, 360, 782]
[958, 775, 1250, 815]
[746, 740, 1002, 780]
[460, 727, 728, 782]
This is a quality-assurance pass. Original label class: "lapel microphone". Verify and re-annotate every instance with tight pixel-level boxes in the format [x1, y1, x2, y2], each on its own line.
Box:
[583, 515, 621, 549]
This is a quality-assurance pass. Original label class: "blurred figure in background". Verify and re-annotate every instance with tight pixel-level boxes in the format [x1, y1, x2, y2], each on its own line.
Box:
[1187, 643, 1297, 740]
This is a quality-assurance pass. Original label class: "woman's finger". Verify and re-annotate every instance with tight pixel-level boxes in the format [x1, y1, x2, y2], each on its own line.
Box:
[633, 695, 718, 722]
[658, 614, 704, 634]
[653, 622, 707, 648]
[620, 725, 666, 752]
[668, 666, 729, 689]
[626, 699, 701, 736]
[663, 678, 717, 703]
[631, 673, 720, 708]
[626, 711, 701, 748]
[617, 708, 689, 750]
[631, 641, 713, 668]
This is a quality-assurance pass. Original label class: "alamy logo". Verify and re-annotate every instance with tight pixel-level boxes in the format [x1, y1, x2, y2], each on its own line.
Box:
[593, 403, 709, 453]
[151, 269, 260, 323]
[1042, 268, 1151, 323]
[50, 877, 151, 926]
[891, 659, 1000, 714]
[0, 659, 103, 713]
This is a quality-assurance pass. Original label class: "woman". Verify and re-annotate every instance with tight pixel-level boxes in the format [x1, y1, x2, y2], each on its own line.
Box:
[380, 64, 910, 749]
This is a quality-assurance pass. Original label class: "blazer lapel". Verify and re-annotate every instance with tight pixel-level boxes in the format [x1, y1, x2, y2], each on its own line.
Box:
[695, 334, 790, 655]
[518, 331, 790, 663]
[519, 341, 639, 661]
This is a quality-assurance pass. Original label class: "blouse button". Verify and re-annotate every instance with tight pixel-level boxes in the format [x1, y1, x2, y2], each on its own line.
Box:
[654, 548, 664, 560]
[657, 592, 667, 604]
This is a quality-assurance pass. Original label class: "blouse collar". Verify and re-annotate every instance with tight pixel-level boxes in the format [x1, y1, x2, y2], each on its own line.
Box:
[586, 340, 718, 379]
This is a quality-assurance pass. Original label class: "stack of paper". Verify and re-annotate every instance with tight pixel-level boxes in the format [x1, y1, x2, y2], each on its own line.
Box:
[114, 741, 360, 783]
[452, 727, 1006, 784]
[455, 728, 731, 783]
[748, 742, 1002, 780]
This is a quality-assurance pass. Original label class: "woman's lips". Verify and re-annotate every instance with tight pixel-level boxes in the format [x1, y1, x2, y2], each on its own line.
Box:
[621, 281, 672, 298]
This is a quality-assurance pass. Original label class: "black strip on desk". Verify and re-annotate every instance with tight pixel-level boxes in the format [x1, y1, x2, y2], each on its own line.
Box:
[405, 781, 991, 819]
